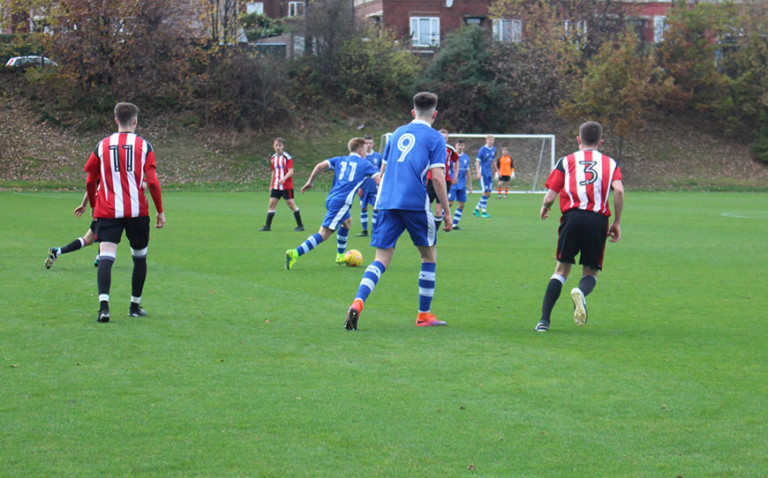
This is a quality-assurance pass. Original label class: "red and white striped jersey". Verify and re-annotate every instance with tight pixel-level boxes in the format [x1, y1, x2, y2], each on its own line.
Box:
[545, 149, 622, 217]
[84, 132, 159, 219]
[270, 152, 294, 190]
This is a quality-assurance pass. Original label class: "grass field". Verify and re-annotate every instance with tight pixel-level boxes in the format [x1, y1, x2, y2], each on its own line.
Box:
[1, 191, 766, 476]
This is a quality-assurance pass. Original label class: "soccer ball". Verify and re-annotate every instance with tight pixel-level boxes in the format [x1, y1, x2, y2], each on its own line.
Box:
[344, 249, 363, 267]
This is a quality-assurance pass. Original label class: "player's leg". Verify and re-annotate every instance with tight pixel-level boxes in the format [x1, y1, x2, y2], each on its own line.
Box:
[570, 213, 608, 326]
[359, 197, 369, 236]
[287, 226, 333, 270]
[473, 177, 485, 216]
[571, 266, 598, 327]
[260, 196, 280, 231]
[286, 195, 304, 231]
[125, 216, 151, 317]
[45, 225, 96, 269]
[335, 217, 352, 263]
[452, 188, 466, 230]
[536, 261, 573, 332]
[415, 244, 445, 327]
[369, 195, 379, 232]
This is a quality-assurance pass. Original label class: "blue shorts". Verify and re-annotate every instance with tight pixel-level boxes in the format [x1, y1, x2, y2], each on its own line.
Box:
[448, 187, 467, 203]
[479, 173, 493, 193]
[359, 192, 377, 209]
[371, 209, 436, 249]
[322, 200, 352, 230]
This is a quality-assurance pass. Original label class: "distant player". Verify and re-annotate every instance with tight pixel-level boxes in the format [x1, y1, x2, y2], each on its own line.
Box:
[497, 147, 515, 198]
[355, 134, 383, 237]
[426, 129, 459, 231]
[448, 139, 472, 230]
[473, 134, 497, 218]
[84, 102, 165, 323]
[44, 192, 100, 269]
[535, 121, 624, 332]
[344, 92, 452, 331]
[285, 138, 381, 270]
[258, 138, 305, 232]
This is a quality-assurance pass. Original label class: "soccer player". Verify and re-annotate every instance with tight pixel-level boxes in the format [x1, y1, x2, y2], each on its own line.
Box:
[473, 134, 497, 218]
[535, 121, 624, 332]
[448, 139, 472, 230]
[285, 137, 381, 270]
[258, 138, 305, 232]
[44, 192, 100, 269]
[84, 102, 165, 323]
[344, 92, 452, 331]
[426, 129, 459, 231]
[355, 134, 383, 237]
[497, 147, 515, 198]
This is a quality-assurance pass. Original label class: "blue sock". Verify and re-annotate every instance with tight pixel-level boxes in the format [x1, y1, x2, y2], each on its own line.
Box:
[453, 208, 463, 226]
[371, 210, 378, 230]
[477, 196, 488, 212]
[297, 233, 323, 256]
[360, 209, 368, 232]
[418, 262, 436, 313]
[355, 261, 386, 302]
[336, 226, 349, 254]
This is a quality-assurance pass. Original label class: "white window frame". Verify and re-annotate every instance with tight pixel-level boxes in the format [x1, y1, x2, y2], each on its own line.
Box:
[493, 19, 522, 44]
[288, 1, 304, 17]
[246, 2, 264, 15]
[653, 16, 666, 43]
[410, 16, 440, 48]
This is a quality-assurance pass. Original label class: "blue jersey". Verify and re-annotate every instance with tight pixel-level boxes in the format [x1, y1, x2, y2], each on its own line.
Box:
[326, 153, 381, 206]
[452, 153, 471, 190]
[377, 120, 445, 211]
[359, 151, 383, 195]
[477, 144, 497, 175]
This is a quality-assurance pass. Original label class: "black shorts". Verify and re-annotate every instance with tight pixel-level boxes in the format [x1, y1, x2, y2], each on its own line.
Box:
[96, 216, 150, 250]
[556, 209, 609, 270]
[89, 220, 98, 234]
[270, 188, 295, 200]
[426, 180, 451, 204]
[499, 175, 511, 182]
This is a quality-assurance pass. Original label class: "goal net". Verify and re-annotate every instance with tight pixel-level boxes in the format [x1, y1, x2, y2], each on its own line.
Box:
[379, 133, 556, 193]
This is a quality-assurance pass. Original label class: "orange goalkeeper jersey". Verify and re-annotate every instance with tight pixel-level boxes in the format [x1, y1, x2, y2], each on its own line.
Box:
[498, 155, 514, 176]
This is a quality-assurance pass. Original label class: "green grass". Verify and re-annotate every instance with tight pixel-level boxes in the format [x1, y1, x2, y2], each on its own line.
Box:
[1, 191, 766, 476]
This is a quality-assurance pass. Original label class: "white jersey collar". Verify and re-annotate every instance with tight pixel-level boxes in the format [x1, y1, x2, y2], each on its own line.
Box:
[410, 119, 432, 127]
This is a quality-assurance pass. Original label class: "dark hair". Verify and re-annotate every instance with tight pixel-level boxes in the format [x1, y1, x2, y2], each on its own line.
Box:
[413, 92, 438, 114]
[363, 134, 373, 141]
[348, 137, 366, 153]
[114, 102, 139, 127]
[456, 139, 465, 145]
[579, 121, 602, 147]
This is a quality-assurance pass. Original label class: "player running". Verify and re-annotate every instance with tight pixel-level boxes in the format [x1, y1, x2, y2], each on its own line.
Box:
[344, 92, 452, 331]
[285, 138, 381, 270]
[535, 121, 624, 332]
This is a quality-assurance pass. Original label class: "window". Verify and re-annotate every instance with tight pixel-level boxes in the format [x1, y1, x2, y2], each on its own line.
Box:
[246, 2, 264, 14]
[288, 1, 304, 17]
[563, 19, 588, 37]
[653, 16, 666, 43]
[493, 19, 522, 43]
[410, 16, 440, 47]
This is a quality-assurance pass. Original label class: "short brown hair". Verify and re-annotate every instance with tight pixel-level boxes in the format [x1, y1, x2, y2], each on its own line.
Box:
[273, 137, 284, 145]
[114, 102, 139, 127]
[579, 121, 602, 147]
[413, 92, 438, 115]
[348, 137, 366, 153]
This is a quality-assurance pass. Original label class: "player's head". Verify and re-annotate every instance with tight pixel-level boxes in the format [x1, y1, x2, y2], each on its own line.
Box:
[114, 102, 139, 129]
[485, 134, 495, 146]
[412, 92, 438, 123]
[502, 147, 509, 154]
[273, 137, 285, 154]
[438, 129, 449, 142]
[579, 121, 602, 148]
[456, 139, 465, 153]
[348, 137, 366, 155]
[363, 134, 374, 153]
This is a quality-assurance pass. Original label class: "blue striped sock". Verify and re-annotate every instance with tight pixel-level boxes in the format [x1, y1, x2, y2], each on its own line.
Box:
[360, 209, 369, 232]
[479, 196, 488, 212]
[371, 210, 378, 230]
[336, 226, 349, 254]
[355, 261, 386, 302]
[418, 262, 436, 313]
[453, 208, 463, 226]
[297, 233, 323, 256]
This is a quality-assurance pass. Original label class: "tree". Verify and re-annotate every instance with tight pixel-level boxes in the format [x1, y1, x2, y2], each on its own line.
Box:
[559, 32, 674, 161]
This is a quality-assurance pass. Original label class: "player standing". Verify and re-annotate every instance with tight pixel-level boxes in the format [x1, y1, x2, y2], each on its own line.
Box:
[285, 138, 381, 269]
[258, 138, 305, 232]
[448, 139, 472, 230]
[344, 92, 452, 330]
[355, 134, 383, 237]
[497, 147, 515, 198]
[473, 134, 497, 218]
[84, 102, 165, 323]
[535, 121, 624, 332]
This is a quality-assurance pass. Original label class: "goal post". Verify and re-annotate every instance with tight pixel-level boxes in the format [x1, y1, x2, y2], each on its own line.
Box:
[379, 133, 556, 193]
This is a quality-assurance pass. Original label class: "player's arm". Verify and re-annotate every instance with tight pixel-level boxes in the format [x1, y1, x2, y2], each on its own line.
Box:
[541, 189, 558, 220]
[475, 158, 481, 179]
[144, 158, 165, 229]
[301, 160, 329, 193]
[431, 169, 452, 231]
[279, 167, 294, 186]
[466, 168, 473, 193]
[608, 179, 624, 242]
[372, 172, 382, 185]
[73, 191, 89, 218]
[84, 152, 100, 210]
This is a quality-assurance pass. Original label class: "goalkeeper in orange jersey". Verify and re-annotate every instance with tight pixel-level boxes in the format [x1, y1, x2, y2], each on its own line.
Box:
[497, 147, 515, 199]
